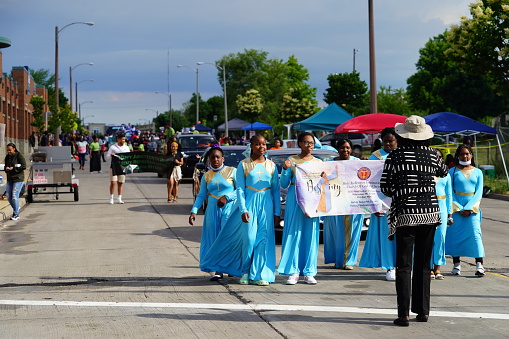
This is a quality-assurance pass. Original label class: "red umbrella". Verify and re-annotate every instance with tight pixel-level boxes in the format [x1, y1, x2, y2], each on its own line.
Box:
[334, 113, 408, 134]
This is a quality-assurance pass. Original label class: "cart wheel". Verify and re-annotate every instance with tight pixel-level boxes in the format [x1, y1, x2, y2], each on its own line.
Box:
[74, 187, 79, 201]
[27, 188, 33, 203]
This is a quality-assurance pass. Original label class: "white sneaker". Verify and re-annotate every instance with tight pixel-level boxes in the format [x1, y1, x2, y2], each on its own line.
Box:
[452, 264, 461, 275]
[285, 273, 299, 285]
[10, 214, 20, 221]
[118, 198, 124, 204]
[475, 263, 486, 277]
[304, 275, 317, 284]
[386, 269, 396, 281]
[109, 198, 114, 205]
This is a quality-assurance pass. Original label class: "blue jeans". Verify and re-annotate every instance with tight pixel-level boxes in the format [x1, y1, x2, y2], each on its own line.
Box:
[7, 181, 24, 215]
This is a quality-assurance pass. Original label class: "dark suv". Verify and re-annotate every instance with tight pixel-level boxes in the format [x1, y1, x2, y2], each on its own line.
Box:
[177, 133, 217, 178]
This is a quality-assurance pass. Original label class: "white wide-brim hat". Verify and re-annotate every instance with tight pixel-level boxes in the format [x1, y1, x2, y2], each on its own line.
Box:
[394, 115, 434, 140]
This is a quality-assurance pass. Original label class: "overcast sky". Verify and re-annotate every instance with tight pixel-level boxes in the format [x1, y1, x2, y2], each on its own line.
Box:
[1, 0, 472, 126]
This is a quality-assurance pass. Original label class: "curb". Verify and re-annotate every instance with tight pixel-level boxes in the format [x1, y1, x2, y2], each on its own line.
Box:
[486, 193, 509, 202]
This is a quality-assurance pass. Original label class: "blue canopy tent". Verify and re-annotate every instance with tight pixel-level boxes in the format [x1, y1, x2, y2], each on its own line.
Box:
[424, 112, 508, 184]
[195, 123, 213, 132]
[241, 122, 273, 131]
[293, 103, 353, 131]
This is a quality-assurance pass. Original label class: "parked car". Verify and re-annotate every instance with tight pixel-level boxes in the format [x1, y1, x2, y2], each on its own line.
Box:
[177, 133, 217, 178]
[318, 133, 373, 155]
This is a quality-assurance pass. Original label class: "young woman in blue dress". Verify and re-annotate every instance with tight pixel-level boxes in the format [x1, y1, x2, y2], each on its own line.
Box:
[323, 138, 364, 271]
[445, 144, 486, 277]
[237, 135, 281, 286]
[189, 147, 238, 281]
[359, 127, 398, 281]
[278, 132, 322, 285]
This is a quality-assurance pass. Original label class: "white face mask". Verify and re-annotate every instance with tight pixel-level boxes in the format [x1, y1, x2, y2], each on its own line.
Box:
[459, 160, 471, 166]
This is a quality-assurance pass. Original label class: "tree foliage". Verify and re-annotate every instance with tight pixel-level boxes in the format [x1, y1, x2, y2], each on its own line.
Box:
[215, 49, 317, 126]
[407, 31, 509, 118]
[445, 0, 509, 97]
[236, 89, 263, 121]
[377, 86, 412, 116]
[30, 95, 47, 133]
[323, 71, 368, 116]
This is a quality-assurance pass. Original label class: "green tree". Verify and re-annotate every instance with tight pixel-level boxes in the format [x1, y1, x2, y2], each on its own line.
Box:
[281, 87, 318, 122]
[323, 71, 368, 116]
[407, 32, 509, 118]
[30, 95, 47, 133]
[236, 89, 263, 122]
[216, 50, 317, 125]
[30, 68, 68, 110]
[377, 86, 412, 115]
[445, 0, 509, 97]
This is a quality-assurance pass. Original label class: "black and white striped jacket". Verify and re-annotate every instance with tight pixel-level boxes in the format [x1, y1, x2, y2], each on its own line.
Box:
[380, 145, 448, 239]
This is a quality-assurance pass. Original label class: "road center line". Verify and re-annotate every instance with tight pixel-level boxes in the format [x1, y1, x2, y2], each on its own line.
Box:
[0, 300, 508, 320]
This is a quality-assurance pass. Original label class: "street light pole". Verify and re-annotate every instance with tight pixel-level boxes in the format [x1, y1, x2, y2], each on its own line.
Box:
[82, 114, 95, 127]
[75, 79, 94, 120]
[54, 21, 94, 144]
[197, 62, 228, 136]
[69, 62, 93, 112]
[79, 101, 93, 123]
[368, 0, 378, 113]
[155, 91, 172, 126]
[177, 65, 199, 124]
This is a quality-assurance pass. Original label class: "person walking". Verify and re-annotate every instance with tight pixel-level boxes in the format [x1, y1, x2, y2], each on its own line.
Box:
[359, 127, 398, 281]
[430, 149, 453, 280]
[445, 144, 486, 277]
[106, 133, 130, 204]
[76, 136, 88, 170]
[189, 146, 239, 280]
[89, 135, 102, 173]
[322, 138, 364, 271]
[278, 132, 322, 285]
[166, 142, 183, 203]
[380, 116, 448, 326]
[237, 135, 280, 286]
[4, 143, 27, 221]
[29, 132, 37, 151]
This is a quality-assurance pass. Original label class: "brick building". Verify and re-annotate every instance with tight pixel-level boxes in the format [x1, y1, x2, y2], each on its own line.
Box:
[0, 46, 49, 160]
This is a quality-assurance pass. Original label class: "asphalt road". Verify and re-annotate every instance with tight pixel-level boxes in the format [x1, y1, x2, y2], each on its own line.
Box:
[0, 171, 508, 338]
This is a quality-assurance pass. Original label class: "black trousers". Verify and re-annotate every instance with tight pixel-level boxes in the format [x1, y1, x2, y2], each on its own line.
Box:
[395, 224, 436, 317]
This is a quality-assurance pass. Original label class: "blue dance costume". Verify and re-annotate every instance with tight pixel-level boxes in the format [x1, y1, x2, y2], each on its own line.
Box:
[323, 156, 365, 268]
[359, 149, 396, 270]
[191, 166, 239, 275]
[445, 167, 485, 258]
[431, 174, 452, 266]
[237, 158, 281, 282]
[278, 156, 322, 277]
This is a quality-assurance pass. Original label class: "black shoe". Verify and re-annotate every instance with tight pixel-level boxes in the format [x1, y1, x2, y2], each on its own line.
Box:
[210, 273, 223, 281]
[416, 314, 429, 322]
[393, 317, 410, 326]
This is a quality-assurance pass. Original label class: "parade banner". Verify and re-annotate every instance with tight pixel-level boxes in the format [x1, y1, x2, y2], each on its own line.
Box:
[295, 160, 391, 217]
[112, 152, 173, 176]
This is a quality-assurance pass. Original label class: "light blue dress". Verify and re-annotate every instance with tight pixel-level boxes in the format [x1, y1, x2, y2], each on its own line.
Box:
[236, 158, 281, 282]
[190, 166, 238, 274]
[323, 156, 365, 268]
[431, 174, 453, 266]
[359, 149, 396, 270]
[278, 155, 322, 277]
[445, 167, 485, 258]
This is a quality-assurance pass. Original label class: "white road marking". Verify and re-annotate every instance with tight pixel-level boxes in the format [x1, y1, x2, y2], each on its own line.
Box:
[0, 300, 508, 320]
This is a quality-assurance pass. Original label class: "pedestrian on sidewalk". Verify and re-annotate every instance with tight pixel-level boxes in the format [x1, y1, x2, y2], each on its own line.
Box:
[107, 133, 130, 204]
[4, 143, 26, 221]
